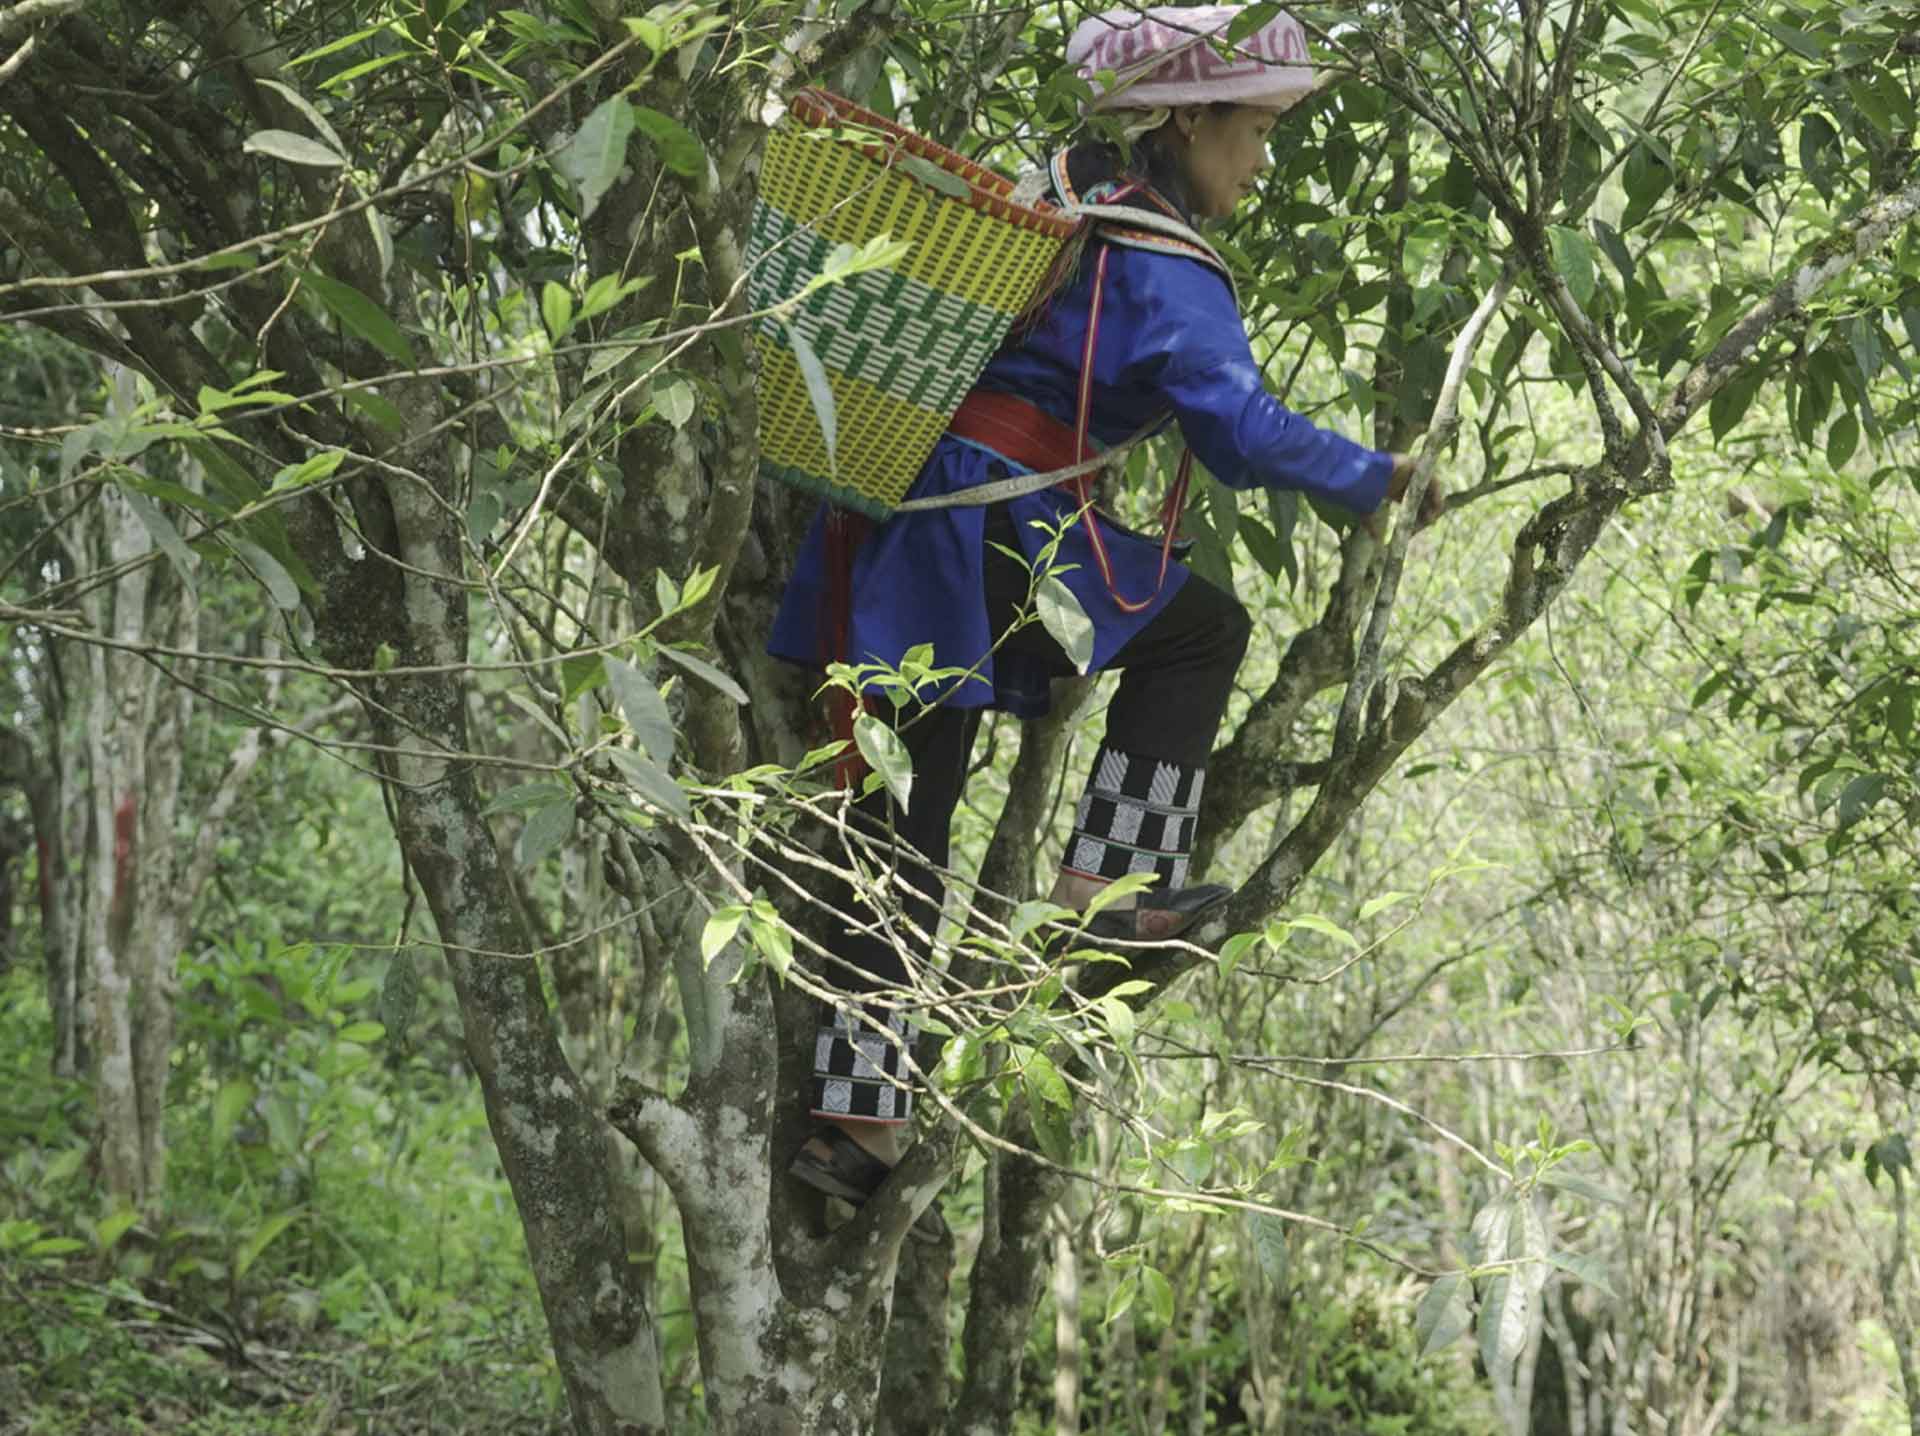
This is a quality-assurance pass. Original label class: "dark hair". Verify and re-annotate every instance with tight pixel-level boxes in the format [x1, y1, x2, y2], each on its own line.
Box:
[1070, 103, 1240, 223]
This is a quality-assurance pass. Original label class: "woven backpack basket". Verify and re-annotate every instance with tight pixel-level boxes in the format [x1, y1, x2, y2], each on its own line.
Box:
[747, 89, 1080, 519]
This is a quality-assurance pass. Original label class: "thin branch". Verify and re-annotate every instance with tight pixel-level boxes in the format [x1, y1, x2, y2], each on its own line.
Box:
[1335, 269, 1514, 758]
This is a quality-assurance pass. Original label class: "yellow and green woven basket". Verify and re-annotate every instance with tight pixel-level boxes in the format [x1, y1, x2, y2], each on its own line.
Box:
[748, 89, 1080, 519]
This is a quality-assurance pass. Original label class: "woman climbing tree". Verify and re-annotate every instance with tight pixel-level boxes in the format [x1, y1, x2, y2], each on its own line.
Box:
[771, 5, 1443, 1219]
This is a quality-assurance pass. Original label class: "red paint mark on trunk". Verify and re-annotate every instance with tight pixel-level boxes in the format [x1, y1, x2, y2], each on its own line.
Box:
[110, 791, 137, 943]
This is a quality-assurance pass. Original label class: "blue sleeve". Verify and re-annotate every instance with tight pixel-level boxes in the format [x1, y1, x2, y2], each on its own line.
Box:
[1109, 249, 1393, 514]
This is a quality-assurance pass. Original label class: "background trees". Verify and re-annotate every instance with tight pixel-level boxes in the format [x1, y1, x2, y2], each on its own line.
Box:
[0, 1, 1916, 1434]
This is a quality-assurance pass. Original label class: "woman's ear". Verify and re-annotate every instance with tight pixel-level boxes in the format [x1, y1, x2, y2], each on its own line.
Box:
[1171, 105, 1200, 142]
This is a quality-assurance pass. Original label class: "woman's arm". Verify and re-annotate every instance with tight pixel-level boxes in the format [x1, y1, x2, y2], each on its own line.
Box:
[1111, 249, 1395, 514]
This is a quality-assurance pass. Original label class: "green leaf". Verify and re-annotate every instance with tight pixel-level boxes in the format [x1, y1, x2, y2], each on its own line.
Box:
[1549, 225, 1597, 308]
[783, 320, 838, 476]
[934, 1031, 976, 1086]
[212, 1078, 255, 1151]
[1140, 1265, 1174, 1326]
[297, 267, 417, 367]
[1010, 899, 1070, 943]
[1035, 574, 1094, 674]
[853, 714, 913, 811]
[321, 50, 411, 92]
[1591, 218, 1634, 285]
[747, 902, 793, 980]
[1887, 684, 1915, 746]
[227, 535, 301, 610]
[288, 22, 388, 67]
[633, 105, 704, 178]
[234, 1209, 303, 1279]
[1827, 411, 1860, 469]
[119, 491, 198, 589]
[1800, 111, 1839, 198]
[578, 273, 649, 323]
[898, 153, 969, 199]
[254, 78, 348, 158]
[1249, 1210, 1289, 1285]
[1098, 995, 1135, 1045]
[560, 653, 605, 702]
[269, 448, 346, 493]
[609, 749, 691, 820]
[1620, 142, 1673, 230]
[1235, 511, 1291, 583]
[1083, 872, 1159, 918]
[605, 657, 676, 763]
[95, 1208, 141, 1252]
[346, 386, 405, 434]
[1708, 369, 1764, 441]
[1219, 930, 1259, 979]
[657, 646, 750, 705]
[244, 129, 346, 168]
[515, 795, 574, 867]
[1281, 913, 1360, 950]
[1545, 1251, 1617, 1300]
[1357, 890, 1413, 922]
[1415, 1273, 1472, 1356]
[493, 781, 567, 823]
[1845, 70, 1902, 138]
[1104, 1270, 1140, 1326]
[1762, 19, 1821, 60]
[1476, 1272, 1528, 1387]
[1022, 1049, 1072, 1110]
[337, 1020, 384, 1044]
[379, 949, 421, 1052]
[1538, 1170, 1624, 1205]
[542, 281, 575, 341]
[1467, 1195, 1515, 1265]
[26, 1237, 87, 1258]
[651, 376, 696, 429]
[701, 905, 746, 966]
[1836, 772, 1888, 828]
[1167, 1138, 1214, 1186]
[556, 95, 634, 221]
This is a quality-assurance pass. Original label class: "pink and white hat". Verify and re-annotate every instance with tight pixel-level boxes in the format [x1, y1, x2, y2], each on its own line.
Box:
[1066, 5, 1314, 111]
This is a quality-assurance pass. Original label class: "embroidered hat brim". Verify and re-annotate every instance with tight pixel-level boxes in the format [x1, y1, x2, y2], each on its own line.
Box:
[1067, 5, 1315, 112]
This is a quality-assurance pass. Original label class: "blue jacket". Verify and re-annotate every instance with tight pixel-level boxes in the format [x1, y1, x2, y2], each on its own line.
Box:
[767, 227, 1392, 717]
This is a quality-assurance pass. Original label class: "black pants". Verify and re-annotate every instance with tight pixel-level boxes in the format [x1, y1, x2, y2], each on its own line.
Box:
[808, 504, 1250, 1124]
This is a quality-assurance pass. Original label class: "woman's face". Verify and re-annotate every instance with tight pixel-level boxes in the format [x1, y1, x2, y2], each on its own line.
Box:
[1172, 105, 1278, 219]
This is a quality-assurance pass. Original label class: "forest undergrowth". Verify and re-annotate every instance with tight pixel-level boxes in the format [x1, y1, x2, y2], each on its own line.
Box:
[0, 955, 569, 1436]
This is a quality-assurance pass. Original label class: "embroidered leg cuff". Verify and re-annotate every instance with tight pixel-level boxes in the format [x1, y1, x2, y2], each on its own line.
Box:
[1064, 743, 1204, 890]
[811, 1010, 913, 1125]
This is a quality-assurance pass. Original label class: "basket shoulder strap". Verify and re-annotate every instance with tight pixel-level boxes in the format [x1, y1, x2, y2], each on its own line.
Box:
[1057, 202, 1240, 309]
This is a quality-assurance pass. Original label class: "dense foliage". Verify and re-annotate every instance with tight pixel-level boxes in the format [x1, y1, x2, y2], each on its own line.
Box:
[0, 0, 1917, 1433]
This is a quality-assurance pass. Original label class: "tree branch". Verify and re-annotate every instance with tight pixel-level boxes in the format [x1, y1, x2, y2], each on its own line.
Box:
[1335, 270, 1514, 758]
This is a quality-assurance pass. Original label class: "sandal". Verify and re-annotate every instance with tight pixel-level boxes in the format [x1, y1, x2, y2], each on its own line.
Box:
[1061, 882, 1232, 951]
[788, 1125, 950, 1244]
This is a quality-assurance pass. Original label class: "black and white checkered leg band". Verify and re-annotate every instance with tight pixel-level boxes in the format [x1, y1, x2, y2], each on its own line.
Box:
[811, 1010, 913, 1124]
[1065, 744, 1204, 890]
